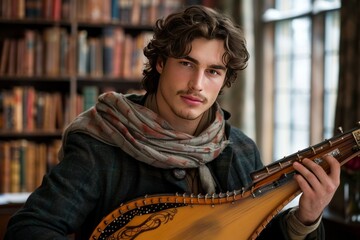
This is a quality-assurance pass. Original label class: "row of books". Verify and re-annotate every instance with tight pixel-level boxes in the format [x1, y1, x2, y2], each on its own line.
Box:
[77, 28, 153, 79]
[0, 139, 61, 193]
[0, 27, 73, 77]
[76, 0, 183, 25]
[0, 0, 184, 24]
[0, 87, 69, 132]
[0, 0, 71, 20]
[0, 26, 153, 78]
[0, 86, 136, 132]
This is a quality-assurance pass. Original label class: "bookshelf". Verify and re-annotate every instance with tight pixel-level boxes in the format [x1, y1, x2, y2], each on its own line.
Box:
[0, 0, 186, 196]
[0, 1, 219, 237]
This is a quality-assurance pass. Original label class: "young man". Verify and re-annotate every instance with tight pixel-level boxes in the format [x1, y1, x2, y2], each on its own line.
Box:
[5, 5, 340, 239]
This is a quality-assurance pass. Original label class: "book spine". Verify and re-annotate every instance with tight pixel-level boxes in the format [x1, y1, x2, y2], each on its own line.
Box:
[24, 30, 36, 76]
[102, 27, 115, 76]
[83, 86, 99, 111]
[0, 39, 11, 75]
[0, 142, 11, 193]
[25, 0, 42, 18]
[111, 0, 119, 20]
[10, 142, 21, 193]
[77, 30, 89, 76]
[112, 28, 124, 77]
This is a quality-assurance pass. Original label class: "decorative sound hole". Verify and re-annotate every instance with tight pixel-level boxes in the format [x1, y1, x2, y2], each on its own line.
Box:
[97, 203, 186, 239]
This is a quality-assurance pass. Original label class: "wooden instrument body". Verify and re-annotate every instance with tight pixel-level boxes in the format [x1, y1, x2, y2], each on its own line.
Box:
[90, 126, 360, 240]
[91, 180, 300, 240]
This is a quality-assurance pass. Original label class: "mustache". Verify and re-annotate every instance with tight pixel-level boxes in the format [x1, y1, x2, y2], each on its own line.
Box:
[177, 89, 207, 102]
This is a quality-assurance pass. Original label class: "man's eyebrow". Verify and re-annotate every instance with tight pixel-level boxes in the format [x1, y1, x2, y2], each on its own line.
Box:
[183, 56, 227, 71]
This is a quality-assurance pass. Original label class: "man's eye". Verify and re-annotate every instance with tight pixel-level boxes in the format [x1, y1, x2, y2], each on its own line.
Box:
[209, 69, 220, 76]
[180, 61, 192, 67]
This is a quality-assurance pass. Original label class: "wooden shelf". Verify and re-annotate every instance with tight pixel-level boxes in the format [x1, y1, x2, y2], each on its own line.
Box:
[0, 18, 72, 26]
[0, 130, 63, 139]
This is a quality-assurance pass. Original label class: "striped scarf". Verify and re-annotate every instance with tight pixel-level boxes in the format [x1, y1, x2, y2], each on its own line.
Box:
[60, 92, 230, 193]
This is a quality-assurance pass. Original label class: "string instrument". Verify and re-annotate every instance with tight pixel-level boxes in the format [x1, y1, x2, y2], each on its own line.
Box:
[90, 125, 360, 240]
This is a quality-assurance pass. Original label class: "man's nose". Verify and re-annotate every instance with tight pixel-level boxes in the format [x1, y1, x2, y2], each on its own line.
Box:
[188, 71, 204, 91]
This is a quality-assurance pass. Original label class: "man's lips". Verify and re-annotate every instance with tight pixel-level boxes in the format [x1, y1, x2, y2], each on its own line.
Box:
[182, 95, 203, 102]
[180, 94, 204, 105]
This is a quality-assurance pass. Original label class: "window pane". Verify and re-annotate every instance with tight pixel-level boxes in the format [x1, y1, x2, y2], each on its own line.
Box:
[323, 11, 340, 138]
[292, 92, 310, 129]
[274, 126, 290, 159]
[274, 91, 291, 125]
[275, 21, 292, 56]
[292, 18, 311, 55]
[291, 127, 310, 153]
[275, 0, 311, 11]
[293, 58, 311, 91]
[273, 17, 311, 160]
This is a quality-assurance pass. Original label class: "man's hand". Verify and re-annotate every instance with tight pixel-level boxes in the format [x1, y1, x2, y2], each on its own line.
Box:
[292, 155, 341, 225]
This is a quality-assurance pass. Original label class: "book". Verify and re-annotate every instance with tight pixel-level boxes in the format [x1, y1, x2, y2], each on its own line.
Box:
[24, 30, 36, 76]
[3, 91, 15, 130]
[88, 38, 103, 77]
[88, 0, 103, 21]
[59, 29, 70, 76]
[111, 0, 119, 20]
[44, 27, 61, 76]
[12, 87, 23, 131]
[61, 0, 71, 20]
[119, 0, 132, 24]
[10, 142, 21, 193]
[83, 86, 99, 111]
[122, 34, 133, 78]
[52, 0, 61, 21]
[25, 141, 36, 192]
[140, 0, 151, 25]
[102, 0, 111, 22]
[42, 0, 53, 19]
[113, 27, 125, 77]
[44, 93, 55, 131]
[102, 27, 115, 76]
[7, 39, 17, 75]
[54, 92, 64, 130]
[131, 0, 141, 25]
[16, 38, 25, 75]
[76, 0, 85, 20]
[149, 0, 160, 24]
[21, 86, 28, 130]
[0, 142, 11, 193]
[0, 39, 10, 75]
[35, 91, 45, 130]
[25, 0, 42, 18]
[77, 30, 89, 76]
[18, 140, 27, 192]
[76, 94, 84, 116]
[34, 31, 44, 76]
[34, 143, 47, 188]
[25, 87, 36, 131]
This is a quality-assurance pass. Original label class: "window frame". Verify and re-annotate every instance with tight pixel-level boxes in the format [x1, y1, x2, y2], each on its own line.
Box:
[254, 0, 341, 164]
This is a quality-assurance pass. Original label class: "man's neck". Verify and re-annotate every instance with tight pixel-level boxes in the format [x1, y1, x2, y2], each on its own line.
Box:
[144, 94, 213, 136]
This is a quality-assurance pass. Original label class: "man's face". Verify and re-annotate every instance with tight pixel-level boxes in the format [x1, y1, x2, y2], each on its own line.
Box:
[155, 38, 227, 130]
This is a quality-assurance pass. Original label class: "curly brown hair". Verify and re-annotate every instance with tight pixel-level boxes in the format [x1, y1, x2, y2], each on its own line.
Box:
[142, 5, 249, 94]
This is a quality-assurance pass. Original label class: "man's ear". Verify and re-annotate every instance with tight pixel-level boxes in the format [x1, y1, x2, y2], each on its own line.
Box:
[156, 58, 164, 74]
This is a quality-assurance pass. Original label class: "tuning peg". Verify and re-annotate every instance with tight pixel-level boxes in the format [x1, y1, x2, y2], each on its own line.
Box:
[337, 126, 343, 133]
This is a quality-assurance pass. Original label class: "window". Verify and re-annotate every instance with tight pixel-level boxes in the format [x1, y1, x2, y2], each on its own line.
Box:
[257, 0, 340, 162]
